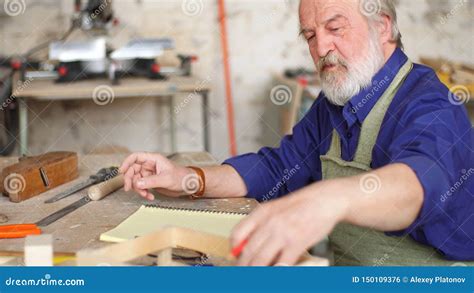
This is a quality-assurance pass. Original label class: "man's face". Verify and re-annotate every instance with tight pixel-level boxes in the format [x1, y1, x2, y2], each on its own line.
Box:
[299, 0, 385, 105]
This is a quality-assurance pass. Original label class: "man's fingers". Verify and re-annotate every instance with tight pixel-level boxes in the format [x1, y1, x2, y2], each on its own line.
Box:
[231, 218, 257, 250]
[119, 152, 157, 174]
[140, 169, 153, 178]
[135, 188, 148, 198]
[249, 236, 284, 266]
[274, 245, 304, 266]
[145, 191, 155, 201]
[123, 164, 141, 191]
[123, 167, 136, 192]
[237, 230, 271, 266]
[132, 173, 141, 190]
[130, 174, 144, 197]
[135, 174, 164, 190]
[142, 160, 158, 172]
[231, 206, 270, 247]
[132, 181, 152, 200]
[119, 153, 139, 174]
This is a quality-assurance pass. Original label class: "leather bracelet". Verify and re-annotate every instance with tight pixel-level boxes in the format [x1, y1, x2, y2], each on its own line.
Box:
[187, 166, 206, 199]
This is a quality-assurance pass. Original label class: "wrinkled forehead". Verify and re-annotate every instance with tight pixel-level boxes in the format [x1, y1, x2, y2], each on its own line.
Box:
[299, 0, 361, 26]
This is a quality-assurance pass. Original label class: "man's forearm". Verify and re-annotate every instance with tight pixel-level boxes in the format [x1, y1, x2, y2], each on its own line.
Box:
[309, 163, 424, 231]
[197, 162, 424, 232]
[198, 165, 248, 198]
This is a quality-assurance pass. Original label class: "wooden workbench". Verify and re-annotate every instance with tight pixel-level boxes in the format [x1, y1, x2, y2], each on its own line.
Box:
[14, 76, 210, 100]
[12, 75, 212, 155]
[0, 154, 257, 254]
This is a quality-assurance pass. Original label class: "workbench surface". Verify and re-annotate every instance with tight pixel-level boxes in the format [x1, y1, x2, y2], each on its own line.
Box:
[13, 76, 211, 100]
[0, 154, 257, 253]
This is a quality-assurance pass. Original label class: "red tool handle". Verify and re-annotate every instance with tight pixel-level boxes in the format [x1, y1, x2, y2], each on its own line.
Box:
[0, 224, 42, 238]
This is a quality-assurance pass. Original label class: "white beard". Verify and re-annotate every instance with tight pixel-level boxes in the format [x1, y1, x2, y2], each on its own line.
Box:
[318, 29, 385, 106]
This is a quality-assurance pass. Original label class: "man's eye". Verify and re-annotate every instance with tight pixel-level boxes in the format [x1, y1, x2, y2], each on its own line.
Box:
[330, 27, 341, 32]
[306, 35, 315, 41]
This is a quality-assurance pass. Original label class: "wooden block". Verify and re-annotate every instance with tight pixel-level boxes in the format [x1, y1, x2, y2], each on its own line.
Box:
[77, 227, 232, 266]
[24, 234, 53, 266]
[157, 248, 173, 266]
[295, 255, 330, 266]
[0, 152, 79, 203]
[0, 256, 18, 266]
[77, 227, 329, 267]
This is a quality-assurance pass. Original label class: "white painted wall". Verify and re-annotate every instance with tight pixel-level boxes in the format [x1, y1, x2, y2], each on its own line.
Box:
[0, 0, 472, 161]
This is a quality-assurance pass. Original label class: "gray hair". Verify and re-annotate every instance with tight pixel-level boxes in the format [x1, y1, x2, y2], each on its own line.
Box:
[361, 0, 404, 49]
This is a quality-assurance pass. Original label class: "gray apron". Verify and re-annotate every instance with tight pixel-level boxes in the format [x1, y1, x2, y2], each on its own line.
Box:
[320, 60, 472, 266]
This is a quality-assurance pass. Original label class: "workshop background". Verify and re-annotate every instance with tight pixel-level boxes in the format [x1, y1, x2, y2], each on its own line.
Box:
[0, 0, 473, 161]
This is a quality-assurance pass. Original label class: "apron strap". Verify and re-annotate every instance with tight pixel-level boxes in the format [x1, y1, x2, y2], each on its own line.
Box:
[353, 60, 413, 165]
[326, 129, 342, 158]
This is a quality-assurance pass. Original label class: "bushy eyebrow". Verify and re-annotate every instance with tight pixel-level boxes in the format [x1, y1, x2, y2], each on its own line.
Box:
[324, 14, 345, 25]
[299, 28, 313, 36]
[299, 14, 346, 36]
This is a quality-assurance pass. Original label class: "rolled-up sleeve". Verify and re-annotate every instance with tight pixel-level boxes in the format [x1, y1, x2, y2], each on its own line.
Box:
[390, 155, 450, 233]
[386, 104, 474, 259]
[224, 102, 323, 201]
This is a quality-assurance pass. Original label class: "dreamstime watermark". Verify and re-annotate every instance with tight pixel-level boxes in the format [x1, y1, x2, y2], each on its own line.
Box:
[3, 173, 26, 194]
[359, 173, 381, 194]
[181, 0, 203, 17]
[1, 77, 34, 111]
[440, 168, 474, 202]
[92, 85, 115, 105]
[350, 76, 390, 114]
[440, 0, 468, 25]
[448, 85, 470, 105]
[262, 164, 301, 202]
[174, 76, 211, 114]
[359, 0, 381, 17]
[5, 274, 85, 287]
[270, 85, 293, 106]
[181, 173, 200, 194]
[3, 0, 26, 16]
[92, 168, 120, 196]
[372, 252, 391, 266]
[192, 255, 211, 266]
[83, 0, 111, 26]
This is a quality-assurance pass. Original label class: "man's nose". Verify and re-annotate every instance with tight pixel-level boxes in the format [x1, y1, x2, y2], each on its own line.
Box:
[315, 36, 335, 59]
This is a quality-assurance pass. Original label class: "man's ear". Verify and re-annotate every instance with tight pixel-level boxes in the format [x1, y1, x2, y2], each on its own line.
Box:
[377, 14, 393, 45]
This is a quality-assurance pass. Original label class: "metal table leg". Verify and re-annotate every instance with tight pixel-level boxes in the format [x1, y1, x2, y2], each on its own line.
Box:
[201, 90, 210, 152]
[18, 98, 28, 156]
[168, 95, 177, 153]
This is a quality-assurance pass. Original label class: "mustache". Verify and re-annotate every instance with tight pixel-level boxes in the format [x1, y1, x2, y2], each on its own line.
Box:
[317, 53, 348, 72]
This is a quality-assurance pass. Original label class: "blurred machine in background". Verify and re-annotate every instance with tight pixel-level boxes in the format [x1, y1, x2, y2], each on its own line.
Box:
[16, 0, 197, 83]
[0, 66, 17, 156]
[0, 0, 198, 155]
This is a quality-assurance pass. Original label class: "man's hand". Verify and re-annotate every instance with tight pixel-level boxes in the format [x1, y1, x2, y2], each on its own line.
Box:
[231, 188, 348, 266]
[119, 152, 194, 200]
[230, 164, 423, 266]
[120, 152, 249, 200]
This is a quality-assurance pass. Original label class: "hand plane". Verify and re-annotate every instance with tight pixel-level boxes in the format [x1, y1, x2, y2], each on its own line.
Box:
[0, 151, 79, 203]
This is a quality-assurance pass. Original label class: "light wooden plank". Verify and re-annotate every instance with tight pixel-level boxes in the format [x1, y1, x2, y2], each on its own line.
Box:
[13, 75, 211, 100]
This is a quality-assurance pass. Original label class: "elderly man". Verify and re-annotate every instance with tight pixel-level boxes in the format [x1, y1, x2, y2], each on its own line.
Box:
[119, 0, 474, 266]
